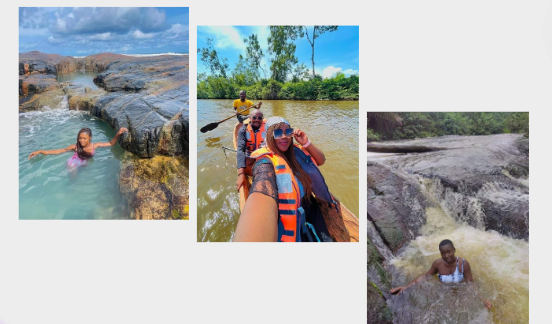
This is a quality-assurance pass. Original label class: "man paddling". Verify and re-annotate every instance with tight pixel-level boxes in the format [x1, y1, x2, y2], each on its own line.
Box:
[236, 109, 266, 192]
[234, 90, 262, 126]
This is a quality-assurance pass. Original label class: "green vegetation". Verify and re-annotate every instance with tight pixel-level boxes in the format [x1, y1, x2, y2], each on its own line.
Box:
[368, 112, 529, 140]
[197, 26, 358, 100]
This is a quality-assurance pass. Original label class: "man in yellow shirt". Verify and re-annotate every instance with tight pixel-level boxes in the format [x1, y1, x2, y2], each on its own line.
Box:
[233, 90, 262, 125]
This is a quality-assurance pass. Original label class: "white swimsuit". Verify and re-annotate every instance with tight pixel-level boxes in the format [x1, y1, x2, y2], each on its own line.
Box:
[438, 257, 464, 283]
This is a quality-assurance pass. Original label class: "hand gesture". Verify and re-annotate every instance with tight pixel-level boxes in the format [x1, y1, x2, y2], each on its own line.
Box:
[117, 127, 129, 135]
[257, 101, 262, 108]
[28, 151, 41, 160]
[292, 129, 309, 146]
[390, 286, 407, 295]
[236, 174, 246, 192]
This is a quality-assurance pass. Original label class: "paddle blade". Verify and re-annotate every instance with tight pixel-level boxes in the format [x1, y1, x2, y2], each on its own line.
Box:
[200, 122, 219, 133]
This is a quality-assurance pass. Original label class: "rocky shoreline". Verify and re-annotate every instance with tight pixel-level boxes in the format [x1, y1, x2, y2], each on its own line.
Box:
[19, 51, 189, 220]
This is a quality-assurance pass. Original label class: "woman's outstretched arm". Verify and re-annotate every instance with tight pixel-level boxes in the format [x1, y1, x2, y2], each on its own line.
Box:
[390, 260, 439, 295]
[28, 144, 75, 160]
[463, 260, 492, 309]
[93, 128, 128, 148]
[234, 160, 278, 242]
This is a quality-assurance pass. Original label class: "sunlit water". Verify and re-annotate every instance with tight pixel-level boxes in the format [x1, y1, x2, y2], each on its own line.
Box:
[20, 73, 127, 220]
[198, 100, 359, 242]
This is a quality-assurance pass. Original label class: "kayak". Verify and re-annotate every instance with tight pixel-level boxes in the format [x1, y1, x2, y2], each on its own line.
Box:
[232, 122, 359, 242]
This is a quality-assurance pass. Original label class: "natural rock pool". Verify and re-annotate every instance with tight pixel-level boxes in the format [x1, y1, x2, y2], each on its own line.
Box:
[19, 101, 127, 220]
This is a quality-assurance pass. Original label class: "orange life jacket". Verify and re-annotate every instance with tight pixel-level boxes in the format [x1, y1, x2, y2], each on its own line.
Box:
[245, 119, 267, 157]
[250, 144, 318, 242]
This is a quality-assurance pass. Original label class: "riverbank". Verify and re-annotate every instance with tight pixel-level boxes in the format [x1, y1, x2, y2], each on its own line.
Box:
[197, 74, 359, 100]
[19, 51, 189, 220]
[367, 134, 529, 324]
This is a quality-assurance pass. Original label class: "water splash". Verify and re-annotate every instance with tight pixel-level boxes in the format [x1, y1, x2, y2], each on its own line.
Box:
[390, 205, 529, 324]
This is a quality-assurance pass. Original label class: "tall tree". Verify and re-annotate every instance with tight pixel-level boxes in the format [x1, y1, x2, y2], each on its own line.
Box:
[290, 63, 309, 83]
[197, 38, 229, 78]
[267, 26, 302, 82]
[302, 26, 338, 78]
[243, 34, 266, 79]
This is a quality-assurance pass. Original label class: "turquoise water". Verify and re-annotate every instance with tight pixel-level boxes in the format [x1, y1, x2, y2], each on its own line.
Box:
[19, 105, 127, 220]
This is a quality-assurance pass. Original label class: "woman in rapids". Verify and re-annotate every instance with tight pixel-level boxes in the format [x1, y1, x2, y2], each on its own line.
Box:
[233, 116, 343, 242]
[28, 127, 128, 167]
[390, 239, 492, 309]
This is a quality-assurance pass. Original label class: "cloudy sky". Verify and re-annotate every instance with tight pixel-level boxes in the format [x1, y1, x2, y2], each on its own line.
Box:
[197, 26, 359, 79]
[19, 7, 189, 56]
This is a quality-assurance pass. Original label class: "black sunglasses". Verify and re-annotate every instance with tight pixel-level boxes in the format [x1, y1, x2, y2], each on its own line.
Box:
[273, 128, 294, 139]
[251, 116, 264, 120]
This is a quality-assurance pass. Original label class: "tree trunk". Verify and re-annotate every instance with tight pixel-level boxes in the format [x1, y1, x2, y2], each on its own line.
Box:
[367, 143, 447, 153]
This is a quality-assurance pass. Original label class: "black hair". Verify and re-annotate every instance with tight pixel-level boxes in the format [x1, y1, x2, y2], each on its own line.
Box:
[76, 127, 93, 159]
[439, 239, 454, 249]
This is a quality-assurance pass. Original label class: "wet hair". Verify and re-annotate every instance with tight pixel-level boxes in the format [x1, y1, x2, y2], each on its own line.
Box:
[439, 239, 454, 249]
[76, 127, 93, 159]
[266, 122, 313, 202]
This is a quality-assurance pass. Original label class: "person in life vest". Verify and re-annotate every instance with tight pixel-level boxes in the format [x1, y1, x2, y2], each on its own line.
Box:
[236, 109, 267, 192]
[233, 117, 339, 242]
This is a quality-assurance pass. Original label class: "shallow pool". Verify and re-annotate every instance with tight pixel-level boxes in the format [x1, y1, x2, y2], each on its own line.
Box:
[19, 105, 128, 220]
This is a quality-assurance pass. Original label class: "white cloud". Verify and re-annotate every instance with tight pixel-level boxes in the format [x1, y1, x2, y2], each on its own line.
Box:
[132, 30, 154, 39]
[342, 68, 359, 76]
[48, 36, 62, 44]
[89, 32, 112, 41]
[203, 26, 246, 51]
[318, 66, 360, 78]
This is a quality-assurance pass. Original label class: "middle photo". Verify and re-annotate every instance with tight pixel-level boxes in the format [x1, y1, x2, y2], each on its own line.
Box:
[197, 26, 359, 242]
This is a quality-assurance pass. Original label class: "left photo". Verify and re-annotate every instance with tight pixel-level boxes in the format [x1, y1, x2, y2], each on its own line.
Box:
[19, 7, 189, 220]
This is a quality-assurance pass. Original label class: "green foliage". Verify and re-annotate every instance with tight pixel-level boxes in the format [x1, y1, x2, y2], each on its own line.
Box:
[505, 112, 529, 137]
[197, 39, 229, 78]
[198, 74, 359, 101]
[368, 112, 529, 140]
[268, 26, 302, 82]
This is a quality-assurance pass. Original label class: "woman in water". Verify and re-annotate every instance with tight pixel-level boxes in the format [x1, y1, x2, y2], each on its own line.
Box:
[390, 239, 492, 309]
[234, 116, 344, 242]
[28, 127, 128, 167]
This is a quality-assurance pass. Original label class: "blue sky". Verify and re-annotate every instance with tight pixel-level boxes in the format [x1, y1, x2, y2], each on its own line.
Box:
[19, 7, 189, 56]
[197, 26, 359, 79]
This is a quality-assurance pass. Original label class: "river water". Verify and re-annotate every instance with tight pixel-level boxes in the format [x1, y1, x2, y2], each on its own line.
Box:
[368, 147, 529, 324]
[197, 99, 359, 242]
[19, 75, 127, 220]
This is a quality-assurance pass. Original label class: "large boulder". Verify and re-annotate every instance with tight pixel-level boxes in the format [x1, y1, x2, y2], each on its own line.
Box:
[90, 55, 189, 157]
[119, 155, 189, 220]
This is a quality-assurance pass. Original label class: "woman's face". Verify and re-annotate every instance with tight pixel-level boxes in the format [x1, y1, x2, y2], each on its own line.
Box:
[78, 133, 91, 147]
[274, 124, 292, 152]
[439, 244, 456, 264]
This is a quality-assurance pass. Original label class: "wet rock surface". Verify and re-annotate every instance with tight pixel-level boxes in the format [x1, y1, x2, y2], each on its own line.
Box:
[369, 134, 529, 241]
[19, 51, 190, 221]
[367, 134, 529, 323]
[90, 55, 189, 157]
[119, 155, 189, 220]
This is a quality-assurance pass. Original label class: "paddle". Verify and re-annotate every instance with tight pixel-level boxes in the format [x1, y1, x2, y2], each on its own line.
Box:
[200, 112, 240, 133]
[200, 102, 262, 133]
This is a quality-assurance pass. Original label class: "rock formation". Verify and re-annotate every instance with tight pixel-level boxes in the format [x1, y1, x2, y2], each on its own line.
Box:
[19, 51, 190, 220]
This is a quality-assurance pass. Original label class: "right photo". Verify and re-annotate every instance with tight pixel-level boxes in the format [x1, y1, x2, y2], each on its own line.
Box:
[197, 26, 359, 242]
[366, 112, 529, 323]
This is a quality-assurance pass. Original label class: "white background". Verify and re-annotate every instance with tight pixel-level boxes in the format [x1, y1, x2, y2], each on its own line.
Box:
[1, 1, 550, 323]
